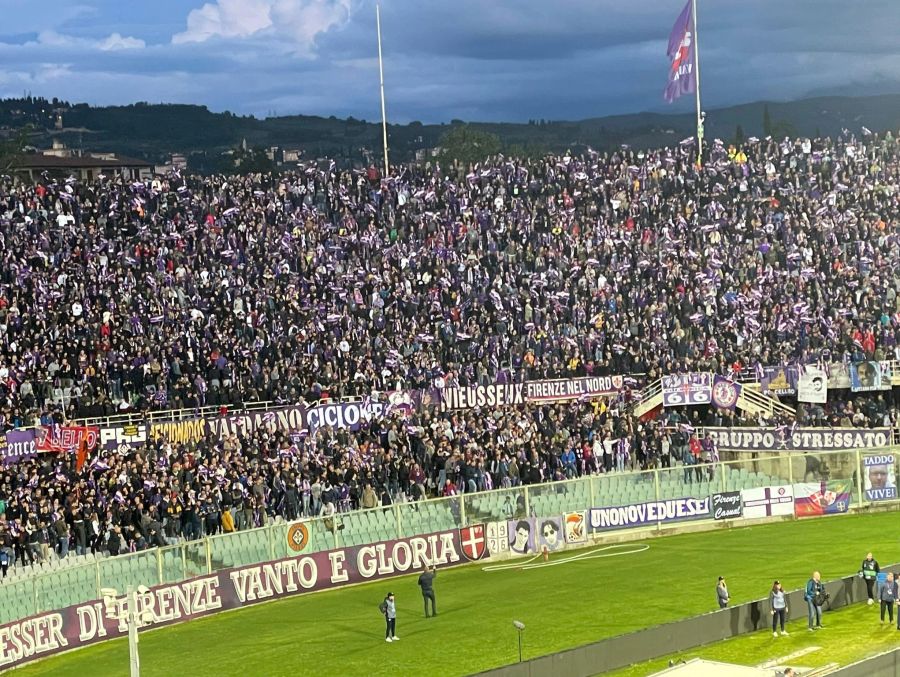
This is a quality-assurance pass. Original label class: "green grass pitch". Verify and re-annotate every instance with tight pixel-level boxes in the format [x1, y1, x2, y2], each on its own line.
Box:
[10, 511, 900, 677]
[607, 602, 900, 676]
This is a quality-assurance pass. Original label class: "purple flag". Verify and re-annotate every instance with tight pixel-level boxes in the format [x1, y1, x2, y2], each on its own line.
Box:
[664, 0, 696, 103]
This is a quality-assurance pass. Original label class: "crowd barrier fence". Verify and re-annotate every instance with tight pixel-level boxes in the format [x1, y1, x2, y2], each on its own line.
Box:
[1, 446, 897, 626]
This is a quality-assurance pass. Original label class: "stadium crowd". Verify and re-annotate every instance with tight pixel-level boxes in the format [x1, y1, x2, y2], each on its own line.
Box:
[1, 127, 900, 564]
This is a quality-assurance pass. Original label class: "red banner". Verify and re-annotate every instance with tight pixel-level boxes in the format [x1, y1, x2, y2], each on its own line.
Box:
[34, 426, 99, 455]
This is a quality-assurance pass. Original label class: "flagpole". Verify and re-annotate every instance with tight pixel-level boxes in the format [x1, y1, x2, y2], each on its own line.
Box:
[691, 0, 703, 167]
[376, 4, 390, 178]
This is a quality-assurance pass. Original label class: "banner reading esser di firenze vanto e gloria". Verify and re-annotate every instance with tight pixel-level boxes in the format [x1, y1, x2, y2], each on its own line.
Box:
[0, 529, 482, 671]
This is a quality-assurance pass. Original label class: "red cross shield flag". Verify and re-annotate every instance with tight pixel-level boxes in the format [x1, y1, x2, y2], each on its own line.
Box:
[459, 524, 487, 561]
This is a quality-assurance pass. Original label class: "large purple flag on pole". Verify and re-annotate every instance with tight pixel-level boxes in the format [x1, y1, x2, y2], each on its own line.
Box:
[664, 0, 696, 103]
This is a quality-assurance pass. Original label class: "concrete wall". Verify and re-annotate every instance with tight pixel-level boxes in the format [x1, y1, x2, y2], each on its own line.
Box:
[471, 568, 900, 677]
[830, 647, 900, 677]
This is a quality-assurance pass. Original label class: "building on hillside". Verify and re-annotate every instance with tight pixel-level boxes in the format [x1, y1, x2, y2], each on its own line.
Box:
[14, 140, 153, 182]
[154, 153, 188, 175]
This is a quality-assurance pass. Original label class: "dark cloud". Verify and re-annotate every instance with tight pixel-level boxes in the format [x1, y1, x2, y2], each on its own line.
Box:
[0, 0, 897, 123]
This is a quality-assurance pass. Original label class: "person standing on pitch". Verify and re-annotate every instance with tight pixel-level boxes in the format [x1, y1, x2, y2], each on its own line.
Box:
[418, 564, 437, 617]
[878, 572, 897, 625]
[770, 580, 788, 637]
[716, 576, 729, 609]
[860, 552, 880, 606]
[805, 571, 826, 630]
[379, 592, 399, 642]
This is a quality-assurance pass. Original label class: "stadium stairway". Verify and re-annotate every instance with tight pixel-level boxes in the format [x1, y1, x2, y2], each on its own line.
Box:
[632, 377, 796, 420]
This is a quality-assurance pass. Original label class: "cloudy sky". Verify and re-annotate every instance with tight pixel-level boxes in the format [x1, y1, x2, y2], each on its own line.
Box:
[1, 0, 898, 123]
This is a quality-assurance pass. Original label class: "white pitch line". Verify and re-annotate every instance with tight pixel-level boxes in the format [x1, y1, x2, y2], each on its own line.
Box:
[756, 646, 821, 669]
[481, 543, 650, 573]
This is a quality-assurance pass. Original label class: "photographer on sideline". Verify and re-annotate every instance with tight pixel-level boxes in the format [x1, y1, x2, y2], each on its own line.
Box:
[805, 571, 827, 631]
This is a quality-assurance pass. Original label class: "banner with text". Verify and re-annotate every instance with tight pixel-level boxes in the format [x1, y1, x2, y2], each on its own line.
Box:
[439, 383, 525, 411]
[0, 430, 37, 466]
[711, 491, 743, 520]
[305, 400, 386, 435]
[210, 405, 307, 440]
[703, 427, 892, 452]
[0, 528, 474, 671]
[525, 376, 624, 403]
[99, 423, 149, 451]
[863, 454, 897, 502]
[34, 426, 99, 455]
[761, 366, 798, 396]
[588, 497, 711, 531]
[662, 373, 711, 407]
[850, 361, 892, 393]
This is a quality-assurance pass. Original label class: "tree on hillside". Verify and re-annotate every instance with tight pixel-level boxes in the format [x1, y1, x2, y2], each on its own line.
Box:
[0, 126, 33, 174]
[763, 105, 773, 136]
[769, 120, 797, 140]
[438, 125, 502, 165]
[734, 125, 745, 145]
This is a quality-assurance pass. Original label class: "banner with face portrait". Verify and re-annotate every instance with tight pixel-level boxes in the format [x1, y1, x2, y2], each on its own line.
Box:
[850, 361, 890, 392]
[863, 454, 897, 502]
[507, 518, 536, 555]
[536, 516, 563, 552]
[797, 366, 828, 404]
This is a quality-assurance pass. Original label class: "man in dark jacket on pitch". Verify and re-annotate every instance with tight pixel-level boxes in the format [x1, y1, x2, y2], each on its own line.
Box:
[418, 564, 437, 617]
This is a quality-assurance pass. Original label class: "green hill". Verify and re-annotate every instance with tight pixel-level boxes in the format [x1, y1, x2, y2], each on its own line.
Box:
[2, 93, 899, 173]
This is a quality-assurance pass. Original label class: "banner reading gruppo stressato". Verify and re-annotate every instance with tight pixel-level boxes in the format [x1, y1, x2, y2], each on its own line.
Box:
[588, 497, 711, 531]
[0, 528, 481, 671]
[703, 427, 893, 452]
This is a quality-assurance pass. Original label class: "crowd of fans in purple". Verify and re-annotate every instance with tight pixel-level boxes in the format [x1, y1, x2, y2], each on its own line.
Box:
[0, 128, 899, 567]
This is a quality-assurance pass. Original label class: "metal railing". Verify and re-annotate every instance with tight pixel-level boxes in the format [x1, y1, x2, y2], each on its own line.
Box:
[0, 446, 894, 625]
[75, 400, 278, 428]
[65, 359, 900, 430]
[73, 395, 367, 428]
[738, 386, 797, 418]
